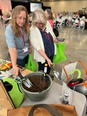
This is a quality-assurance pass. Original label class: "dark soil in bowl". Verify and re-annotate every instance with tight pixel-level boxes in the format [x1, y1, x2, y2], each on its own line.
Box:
[22, 75, 50, 92]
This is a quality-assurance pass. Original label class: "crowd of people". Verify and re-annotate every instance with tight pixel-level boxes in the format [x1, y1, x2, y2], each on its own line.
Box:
[53, 11, 86, 30]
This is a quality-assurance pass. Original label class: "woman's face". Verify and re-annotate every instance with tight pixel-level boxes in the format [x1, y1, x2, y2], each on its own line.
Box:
[36, 21, 44, 30]
[16, 11, 26, 27]
[44, 10, 49, 19]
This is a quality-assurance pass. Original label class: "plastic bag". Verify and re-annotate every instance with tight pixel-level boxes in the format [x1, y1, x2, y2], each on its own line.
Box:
[53, 43, 66, 64]
[61, 61, 78, 81]
[25, 55, 37, 72]
[61, 60, 87, 82]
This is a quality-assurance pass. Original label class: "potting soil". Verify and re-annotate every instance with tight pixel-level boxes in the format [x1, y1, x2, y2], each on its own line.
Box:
[23, 75, 50, 92]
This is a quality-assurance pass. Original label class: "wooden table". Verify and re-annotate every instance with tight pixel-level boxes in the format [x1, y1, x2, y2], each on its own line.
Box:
[22, 69, 33, 75]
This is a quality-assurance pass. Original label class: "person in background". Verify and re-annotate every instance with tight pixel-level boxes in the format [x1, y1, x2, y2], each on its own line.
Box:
[0, 9, 3, 20]
[28, 12, 33, 27]
[30, 8, 58, 74]
[3, 10, 12, 28]
[45, 9, 59, 37]
[44, 9, 54, 29]
[5, 5, 31, 76]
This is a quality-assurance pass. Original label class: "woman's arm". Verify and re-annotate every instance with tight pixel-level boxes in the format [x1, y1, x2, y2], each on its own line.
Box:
[5, 25, 19, 76]
[38, 49, 53, 67]
[9, 48, 19, 76]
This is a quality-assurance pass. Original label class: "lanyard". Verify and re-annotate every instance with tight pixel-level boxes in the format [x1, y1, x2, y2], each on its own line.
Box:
[39, 28, 51, 41]
[21, 31, 25, 46]
[44, 32, 51, 40]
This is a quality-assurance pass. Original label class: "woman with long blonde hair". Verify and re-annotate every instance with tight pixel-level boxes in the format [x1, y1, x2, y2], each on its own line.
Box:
[5, 5, 31, 76]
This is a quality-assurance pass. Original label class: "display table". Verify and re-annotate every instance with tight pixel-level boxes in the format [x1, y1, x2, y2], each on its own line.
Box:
[0, 59, 86, 116]
[22, 82, 86, 116]
[0, 58, 33, 78]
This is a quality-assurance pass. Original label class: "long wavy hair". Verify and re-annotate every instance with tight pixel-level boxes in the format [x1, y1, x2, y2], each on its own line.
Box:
[11, 5, 29, 37]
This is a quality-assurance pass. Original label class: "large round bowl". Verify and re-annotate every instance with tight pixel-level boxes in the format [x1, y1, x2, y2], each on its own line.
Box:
[21, 72, 53, 101]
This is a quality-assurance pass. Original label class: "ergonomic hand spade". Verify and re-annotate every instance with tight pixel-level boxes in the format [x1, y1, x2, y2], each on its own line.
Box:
[18, 71, 33, 88]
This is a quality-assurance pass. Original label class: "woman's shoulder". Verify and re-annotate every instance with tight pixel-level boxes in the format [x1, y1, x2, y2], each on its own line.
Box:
[30, 26, 41, 37]
[30, 26, 37, 29]
[30, 26, 39, 32]
[6, 24, 12, 31]
[5, 24, 14, 35]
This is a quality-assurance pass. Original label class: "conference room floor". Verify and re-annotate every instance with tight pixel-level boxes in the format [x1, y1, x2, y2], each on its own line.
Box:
[0, 21, 87, 115]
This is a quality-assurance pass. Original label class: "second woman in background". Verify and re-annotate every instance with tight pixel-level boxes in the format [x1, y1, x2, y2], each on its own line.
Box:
[30, 8, 58, 74]
[45, 9, 59, 37]
[45, 8, 54, 29]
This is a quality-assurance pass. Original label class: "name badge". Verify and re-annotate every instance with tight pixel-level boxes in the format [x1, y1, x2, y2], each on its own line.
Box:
[22, 47, 28, 53]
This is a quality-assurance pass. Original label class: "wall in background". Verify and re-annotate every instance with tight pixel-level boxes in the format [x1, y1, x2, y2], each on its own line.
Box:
[0, 0, 87, 14]
[43, 1, 87, 12]
[0, 0, 12, 13]
[11, 1, 43, 13]
[0, 0, 43, 14]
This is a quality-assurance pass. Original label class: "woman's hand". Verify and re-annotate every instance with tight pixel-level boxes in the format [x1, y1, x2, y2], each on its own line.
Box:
[13, 65, 19, 76]
[46, 58, 53, 67]
[54, 38, 59, 43]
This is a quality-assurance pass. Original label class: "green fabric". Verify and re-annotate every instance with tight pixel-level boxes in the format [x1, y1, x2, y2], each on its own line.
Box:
[53, 43, 66, 64]
[25, 55, 37, 72]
